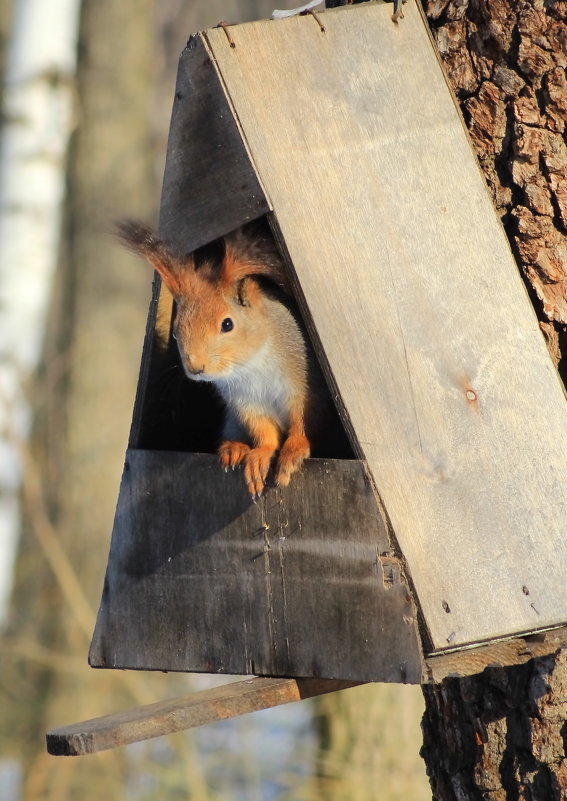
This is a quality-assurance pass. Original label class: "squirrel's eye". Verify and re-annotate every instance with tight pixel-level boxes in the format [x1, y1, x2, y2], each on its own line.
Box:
[171, 328, 177, 340]
[221, 317, 234, 333]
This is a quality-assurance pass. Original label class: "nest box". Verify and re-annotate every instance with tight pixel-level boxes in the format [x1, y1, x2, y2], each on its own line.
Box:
[49, 0, 567, 756]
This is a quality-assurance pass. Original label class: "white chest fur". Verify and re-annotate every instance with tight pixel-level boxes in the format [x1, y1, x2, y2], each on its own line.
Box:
[214, 343, 294, 431]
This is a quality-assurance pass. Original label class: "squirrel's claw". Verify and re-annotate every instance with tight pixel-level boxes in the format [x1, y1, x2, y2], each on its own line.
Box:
[276, 435, 310, 487]
[220, 441, 277, 497]
[219, 440, 250, 471]
[243, 447, 275, 498]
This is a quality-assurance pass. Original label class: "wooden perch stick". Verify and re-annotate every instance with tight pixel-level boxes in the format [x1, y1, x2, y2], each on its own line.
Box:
[47, 627, 567, 756]
[46, 677, 360, 756]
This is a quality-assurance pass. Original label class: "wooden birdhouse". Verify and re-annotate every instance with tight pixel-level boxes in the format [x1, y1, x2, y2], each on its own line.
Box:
[48, 0, 567, 756]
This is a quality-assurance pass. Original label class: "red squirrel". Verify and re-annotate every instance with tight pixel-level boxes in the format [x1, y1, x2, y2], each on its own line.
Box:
[118, 221, 325, 496]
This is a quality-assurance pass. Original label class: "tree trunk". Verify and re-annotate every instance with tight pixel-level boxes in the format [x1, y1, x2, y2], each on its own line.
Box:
[421, 1, 567, 798]
[315, 683, 431, 800]
[323, 1, 567, 799]
[0, 0, 81, 625]
[1, 0, 158, 793]
[424, 0, 567, 369]
[421, 650, 567, 800]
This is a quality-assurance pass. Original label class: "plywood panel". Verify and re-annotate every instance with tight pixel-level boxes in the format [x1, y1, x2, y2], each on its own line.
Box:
[159, 35, 270, 252]
[204, 2, 567, 650]
[89, 451, 423, 683]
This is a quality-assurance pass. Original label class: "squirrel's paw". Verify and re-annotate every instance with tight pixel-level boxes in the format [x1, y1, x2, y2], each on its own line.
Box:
[219, 440, 250, 471]
[276, 435, 310, 487]
[243, 447, 275, 497]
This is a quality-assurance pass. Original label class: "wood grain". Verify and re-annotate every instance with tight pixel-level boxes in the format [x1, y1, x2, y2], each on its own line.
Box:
[46, 677, 359, 756]
[158, 35, 270, 252]
[204, 1, 567, 650]
[51, 626, 567, 756]
[89, 451, 423, 683]
[425, 626, 567, 683]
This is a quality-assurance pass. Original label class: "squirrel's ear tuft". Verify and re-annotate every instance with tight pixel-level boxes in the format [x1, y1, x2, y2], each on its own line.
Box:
[221, 226, 290, 292]
[115, 219, 158, 252]
[115, 220, 188, 295]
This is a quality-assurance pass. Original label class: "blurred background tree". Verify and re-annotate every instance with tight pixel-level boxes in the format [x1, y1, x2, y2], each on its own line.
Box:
[0, 2, 430, 800]
[5, 1, 563, 798]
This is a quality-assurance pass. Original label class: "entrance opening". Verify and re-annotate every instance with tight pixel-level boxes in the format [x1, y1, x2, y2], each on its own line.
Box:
[130, 216, 354, 461]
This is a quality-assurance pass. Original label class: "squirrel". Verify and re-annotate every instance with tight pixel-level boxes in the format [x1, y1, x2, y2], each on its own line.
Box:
[117, 220, 328, 496]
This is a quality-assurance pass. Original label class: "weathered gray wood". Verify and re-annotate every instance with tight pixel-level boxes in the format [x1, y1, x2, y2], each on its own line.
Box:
[158, 35, 270, 252]
[51, 626, 567, 756]
[425, 626, 567, 683]
[203, 2, 567, 650]
[46, 677, 359, 756]
[89, 451, 423, 683]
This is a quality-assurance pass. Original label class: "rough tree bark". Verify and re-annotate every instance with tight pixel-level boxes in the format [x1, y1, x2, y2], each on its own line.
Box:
[326, 1, 567, 799]
[424, 0, 567, 372]
[421, 2, 567, 799]
[421, 650, 567, 800]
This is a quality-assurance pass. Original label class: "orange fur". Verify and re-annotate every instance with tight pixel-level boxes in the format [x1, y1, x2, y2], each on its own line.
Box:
[118, 220, 314, 496]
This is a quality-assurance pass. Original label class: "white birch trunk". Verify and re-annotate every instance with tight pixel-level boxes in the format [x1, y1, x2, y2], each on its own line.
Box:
[0, 0, 81, 624]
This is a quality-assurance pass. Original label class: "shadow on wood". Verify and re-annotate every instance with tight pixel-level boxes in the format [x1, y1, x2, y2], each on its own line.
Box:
[89, 452, 424, 683]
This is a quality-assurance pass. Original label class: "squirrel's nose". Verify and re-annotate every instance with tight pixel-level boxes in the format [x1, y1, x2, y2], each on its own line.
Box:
[185, 355, 205, 376]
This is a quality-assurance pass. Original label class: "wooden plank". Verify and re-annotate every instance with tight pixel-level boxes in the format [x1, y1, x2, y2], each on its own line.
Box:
[46, 677, 359, 756]
[425, 626, 567, 683]
[49, 627, 567, 756]
[203, 2, 567, 650]
[158, 35, 270, 252]
[89, 451, 424, 683]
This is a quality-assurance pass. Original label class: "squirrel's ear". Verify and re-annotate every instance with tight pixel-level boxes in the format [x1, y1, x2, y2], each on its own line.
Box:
[222, 228, 290, 292]
[115, 220, 188, 296]
[235, 275, 262, 307]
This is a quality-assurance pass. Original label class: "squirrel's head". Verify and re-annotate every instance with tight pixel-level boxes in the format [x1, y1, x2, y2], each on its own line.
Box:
[116, 221, 289, 381]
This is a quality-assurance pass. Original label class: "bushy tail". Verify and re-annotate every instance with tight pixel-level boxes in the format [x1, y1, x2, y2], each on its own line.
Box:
[115, 220, 185, 295]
